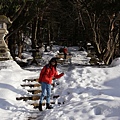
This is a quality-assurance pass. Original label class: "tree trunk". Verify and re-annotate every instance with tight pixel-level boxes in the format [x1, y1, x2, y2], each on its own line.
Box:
[86, 10, 102, 54]
[8, 34, 16, 60]
[17, 31, 23, 58]
[103, 15, 116, 64]
[31, 17, 38, 65]
[18, 45, 23, 58]
[48, 23, 51, 46]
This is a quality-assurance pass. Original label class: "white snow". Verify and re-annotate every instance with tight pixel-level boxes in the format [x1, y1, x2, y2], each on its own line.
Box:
[0, 45, 120, 120]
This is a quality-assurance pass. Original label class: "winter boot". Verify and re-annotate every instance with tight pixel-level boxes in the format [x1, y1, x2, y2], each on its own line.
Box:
[39, 103, 43, 111]
[46, 103, 53, 109]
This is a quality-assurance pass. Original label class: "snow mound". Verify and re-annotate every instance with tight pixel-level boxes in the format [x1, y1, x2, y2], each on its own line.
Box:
[110, 57, 120, 67]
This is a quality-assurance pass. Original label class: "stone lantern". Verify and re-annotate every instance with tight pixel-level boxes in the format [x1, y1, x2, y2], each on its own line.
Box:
[0, 15, 12, 60]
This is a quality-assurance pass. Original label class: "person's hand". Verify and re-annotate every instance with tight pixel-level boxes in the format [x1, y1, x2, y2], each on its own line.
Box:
[61, 72, 64, 76]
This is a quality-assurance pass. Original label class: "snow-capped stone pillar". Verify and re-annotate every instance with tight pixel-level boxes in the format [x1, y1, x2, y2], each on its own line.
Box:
[0, 15, 12, 60]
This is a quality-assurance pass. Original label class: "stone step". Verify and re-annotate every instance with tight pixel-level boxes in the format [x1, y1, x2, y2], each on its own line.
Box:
[18, 78, 60, 109]
[23, 78, 38, 82]
[16, 95, 59, 101]
[21, 82, 58, 88]
[27, 89, 42, 94]
[21, 83, 41, 87]
[16, 95, 40, 101]
[32, 101, 61, 109]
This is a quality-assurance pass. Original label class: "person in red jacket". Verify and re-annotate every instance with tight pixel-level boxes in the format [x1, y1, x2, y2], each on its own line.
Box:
[38, 57, 64, 111]
[63, 46, 68, 59]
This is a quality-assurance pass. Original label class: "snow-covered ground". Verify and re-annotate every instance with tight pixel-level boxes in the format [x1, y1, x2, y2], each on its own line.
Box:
[0, 45, 120, 120]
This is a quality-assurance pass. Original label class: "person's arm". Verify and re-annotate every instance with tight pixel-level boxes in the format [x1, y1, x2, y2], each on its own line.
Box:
[38, 66, 46, 83]
[54, 70, 64, 79]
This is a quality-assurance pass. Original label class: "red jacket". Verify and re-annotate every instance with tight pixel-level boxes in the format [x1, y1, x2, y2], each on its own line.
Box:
[38, 65, 64, 84]
[63, 48, 68, 54]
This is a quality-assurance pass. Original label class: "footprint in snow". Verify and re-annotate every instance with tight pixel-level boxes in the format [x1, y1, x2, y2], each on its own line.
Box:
[94, 107, 102, 115]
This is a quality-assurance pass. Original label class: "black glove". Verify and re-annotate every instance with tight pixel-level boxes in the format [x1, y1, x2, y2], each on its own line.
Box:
[61, 72, 64, 76]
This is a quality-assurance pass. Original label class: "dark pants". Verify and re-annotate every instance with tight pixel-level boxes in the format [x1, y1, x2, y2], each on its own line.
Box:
[64, 53, 67, 59]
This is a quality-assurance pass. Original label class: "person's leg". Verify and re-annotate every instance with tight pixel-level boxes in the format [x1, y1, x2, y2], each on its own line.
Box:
[65, 53, 67, 59]
[39, 82, 46, 111]
[64, 53, 67, 59]
[46, 84, 53, 109]
[40, 82, 46, 103]
[46, 84, 51, 104]
[64, 53, 65, 59]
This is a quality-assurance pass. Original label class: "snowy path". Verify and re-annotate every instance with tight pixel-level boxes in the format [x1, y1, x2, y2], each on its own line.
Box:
[2, 46, 120, 120]
[18, 48, 120, 120]
[23, 50, 110, 120]
[24, 65, 107, 120]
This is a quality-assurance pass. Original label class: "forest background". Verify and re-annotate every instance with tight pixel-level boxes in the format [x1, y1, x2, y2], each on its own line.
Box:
[1, 0, 120, 65]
